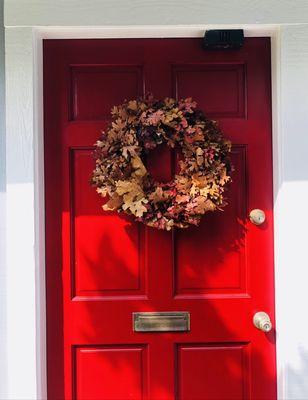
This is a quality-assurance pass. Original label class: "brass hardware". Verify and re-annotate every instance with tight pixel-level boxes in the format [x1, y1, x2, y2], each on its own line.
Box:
[253, 312, 272, 332]
[249, 209, 266, 225]
[133, 312, 190, 332]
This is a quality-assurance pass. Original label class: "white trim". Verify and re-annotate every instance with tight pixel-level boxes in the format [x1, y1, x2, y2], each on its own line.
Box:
[270, 27, 284, 399]
[33, 24, 280, 39]
[33, 27, 47, 400]
[6, 25, 283, 399]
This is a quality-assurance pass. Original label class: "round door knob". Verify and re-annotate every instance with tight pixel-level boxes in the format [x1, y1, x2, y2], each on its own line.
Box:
[249, 209, 266, 225]
[253, 312, 272, 332]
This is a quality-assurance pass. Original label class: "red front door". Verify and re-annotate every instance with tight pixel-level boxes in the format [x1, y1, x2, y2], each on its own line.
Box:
[44, 38, 276, 400]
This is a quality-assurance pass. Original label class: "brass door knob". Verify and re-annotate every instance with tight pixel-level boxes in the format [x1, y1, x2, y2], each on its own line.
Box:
[249, 209, 266, 225]
[253, 312, 272, 332]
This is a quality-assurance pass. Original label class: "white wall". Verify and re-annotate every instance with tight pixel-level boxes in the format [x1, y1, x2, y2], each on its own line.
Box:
[275, 24, 308, 399]
[4, 0, 308, 26]
[3, 1, 308, 399]
[0, 0, 6, 398]
[5, 27, 39, 400]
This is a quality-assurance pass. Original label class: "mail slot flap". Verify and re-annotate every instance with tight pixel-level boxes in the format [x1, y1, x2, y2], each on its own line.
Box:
[133, 311, 190, 332]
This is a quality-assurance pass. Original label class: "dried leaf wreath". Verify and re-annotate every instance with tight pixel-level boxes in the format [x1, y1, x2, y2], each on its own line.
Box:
[92, 95, 232, 231]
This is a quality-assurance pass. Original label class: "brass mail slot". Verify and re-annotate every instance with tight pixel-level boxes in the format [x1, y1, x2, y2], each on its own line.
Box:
[133, 312, 190, 332]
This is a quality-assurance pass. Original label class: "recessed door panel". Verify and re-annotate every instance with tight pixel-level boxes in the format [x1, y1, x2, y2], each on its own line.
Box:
[71, 148, 146, 298]
[177, 344, 250, 400]
[74, 346, 147, 400]
[70, 65, 144, 120]
[174, 145, 248, 297]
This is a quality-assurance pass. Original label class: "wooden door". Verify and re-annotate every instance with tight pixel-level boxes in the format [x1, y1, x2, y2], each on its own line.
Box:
[44, 38, 276, 400]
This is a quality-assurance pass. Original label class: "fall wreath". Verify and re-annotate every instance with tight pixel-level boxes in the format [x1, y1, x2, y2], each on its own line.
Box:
[92, 95, 232, 231]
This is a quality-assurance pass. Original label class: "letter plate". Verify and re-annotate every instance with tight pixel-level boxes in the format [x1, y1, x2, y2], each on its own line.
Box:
[133, 312, 190, 332]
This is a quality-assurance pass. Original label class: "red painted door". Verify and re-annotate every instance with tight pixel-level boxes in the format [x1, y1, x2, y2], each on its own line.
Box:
[44, 38, 276, 400]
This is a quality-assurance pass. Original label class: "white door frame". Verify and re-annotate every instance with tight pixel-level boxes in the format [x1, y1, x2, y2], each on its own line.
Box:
[5, 24, 284, 399]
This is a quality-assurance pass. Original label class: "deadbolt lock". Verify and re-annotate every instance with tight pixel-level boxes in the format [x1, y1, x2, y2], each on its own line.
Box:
[249, 209, 266, 225]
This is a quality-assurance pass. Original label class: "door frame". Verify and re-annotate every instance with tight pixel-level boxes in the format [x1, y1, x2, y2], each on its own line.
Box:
[5, 25, 283, 399]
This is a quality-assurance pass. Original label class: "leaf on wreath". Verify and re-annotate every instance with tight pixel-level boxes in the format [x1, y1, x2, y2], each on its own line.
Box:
[164, 97, 176, 108]
[147, 110, 164, 126]
[132, 199, 148, 217]
[111, 118, 126, 133]
[219, 167, 231, 185]
[196, 147, 204, 166]
[193, 127, 205, 141]
[178, 97, 197, 113]
[115, 179, 143, 196]
[190, 184, 198, 196]
[96, 187, 109, 197]
[175, 194, 190, 204]
[163, 108, 181, 124]
[180, 118, 188, 128]
[131, 156, 147, 178]
[122, 197, 148, 217]
[122, 145, 138, 159]
[199, 186, 210, 196]
[149, 186, 171, 203]
[102, 194, 123, 211]
[96, 140, 105, 148]
[111, 106, 119, 116]
[194, 198, 216, 214]
[209, 183, 220, 198]
[127, 100, 138, 111]
[189, 160, 198, 171]
[192, 173, 208, 188]
[175, 175, 191, 191]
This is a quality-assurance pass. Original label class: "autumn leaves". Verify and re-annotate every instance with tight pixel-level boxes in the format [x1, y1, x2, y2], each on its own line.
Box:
[92, 95, 232, 230]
